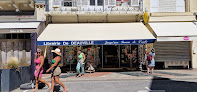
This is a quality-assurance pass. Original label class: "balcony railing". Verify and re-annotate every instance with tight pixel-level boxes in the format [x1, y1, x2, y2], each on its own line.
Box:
[34, 0, 143, 13]
[50, 6, 142, 12]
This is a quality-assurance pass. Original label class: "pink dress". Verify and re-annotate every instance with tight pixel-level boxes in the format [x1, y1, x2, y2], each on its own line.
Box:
[34, 57, 43, 77]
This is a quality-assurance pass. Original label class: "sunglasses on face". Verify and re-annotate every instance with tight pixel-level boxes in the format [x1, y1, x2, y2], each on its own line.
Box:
[37, 52, 41, 54]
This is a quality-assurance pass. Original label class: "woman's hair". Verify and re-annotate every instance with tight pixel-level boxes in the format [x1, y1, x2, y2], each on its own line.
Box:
[53, 52, 61, 58]
[151, 48, 155, 53]
[37, 48, 44, 56]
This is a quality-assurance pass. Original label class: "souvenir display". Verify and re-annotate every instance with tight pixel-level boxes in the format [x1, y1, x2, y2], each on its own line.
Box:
[48, 47, 53, 64]
[63, 46, 77, 65]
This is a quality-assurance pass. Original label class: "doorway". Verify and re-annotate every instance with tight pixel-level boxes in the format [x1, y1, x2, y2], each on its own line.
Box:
[103, 45, 119, 68]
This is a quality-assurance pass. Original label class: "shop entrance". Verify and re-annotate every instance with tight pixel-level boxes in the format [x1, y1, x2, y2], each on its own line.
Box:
[103, 45, 119, 68]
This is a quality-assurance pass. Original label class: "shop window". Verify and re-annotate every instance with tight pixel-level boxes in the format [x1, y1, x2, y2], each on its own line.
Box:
[116, 0, 131, 6]
[63, 0, 72, 7]
[25, 33, 31, 39]
[90, 0, 95, 6]
[6, 34, 11, 39]
[12, 34, 17, 39]
[0, 34, 5, 39]
[97, 0, 103, 6]
[18, 34, 25, 39]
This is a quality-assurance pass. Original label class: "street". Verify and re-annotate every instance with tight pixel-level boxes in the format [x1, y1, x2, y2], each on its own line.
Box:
[14, 79, 197, 92]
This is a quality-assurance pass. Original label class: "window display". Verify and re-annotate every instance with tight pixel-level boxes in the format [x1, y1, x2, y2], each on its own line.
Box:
[120, 45, 139, 68]
[63, 46, 77, 66]
[120, 45, 131, 67]
[81, 46, 100, 69]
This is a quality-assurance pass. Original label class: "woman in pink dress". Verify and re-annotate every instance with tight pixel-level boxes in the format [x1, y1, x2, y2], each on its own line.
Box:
[33, 49, 50, 92]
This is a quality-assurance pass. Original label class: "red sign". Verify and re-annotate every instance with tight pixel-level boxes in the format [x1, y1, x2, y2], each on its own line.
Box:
[183, 36, 189, 41]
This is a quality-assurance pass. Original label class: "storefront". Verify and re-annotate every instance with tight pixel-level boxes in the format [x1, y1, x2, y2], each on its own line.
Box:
[0, 22, 45, 64]
[149, 22, 197, 69]
[37, 23, 156, 71]
[0, 22, 45, 80]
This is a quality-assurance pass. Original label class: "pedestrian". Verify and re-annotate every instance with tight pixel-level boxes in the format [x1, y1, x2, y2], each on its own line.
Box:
[46, 48, 68, 92]
[76, 50, 86, 77]
[33, 49, 50, 92]
[147, 48, 156, 74]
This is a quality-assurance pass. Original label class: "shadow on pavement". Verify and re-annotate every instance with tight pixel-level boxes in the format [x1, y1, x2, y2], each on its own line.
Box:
[117, 72, 160, 77]
[59, 73, 77, 78]
[150, 77, 197, 92]
[54, 85, 61, 92]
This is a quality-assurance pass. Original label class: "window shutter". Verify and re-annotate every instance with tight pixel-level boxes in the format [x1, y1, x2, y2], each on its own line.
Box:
[76, 0, 82, 6]
[176, 0, 185, 12]
[109, 0, 116, 6]
[159, 0, 176, 12]
[52, 0, 62, 8]
[131, 0, 139, 6]
[105, 0, 108, 5]
[154, 42, 191, 62]
[150, 0, 185, 12]
[82, 0, 89, 6]
[150, 0, 159, 12]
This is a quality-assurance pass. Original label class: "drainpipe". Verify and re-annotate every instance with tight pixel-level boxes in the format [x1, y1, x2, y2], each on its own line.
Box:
[76, 14, 79, 23]
[106, 14, 109, 23]
[136, 14, 139, 22]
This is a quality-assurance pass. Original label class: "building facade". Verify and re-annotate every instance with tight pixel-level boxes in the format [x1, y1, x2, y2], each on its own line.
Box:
[35, 0, 197, 71]
[0, 0, 46, 80]
[144, 0, 197, 69]
[35, 0, 157, 71]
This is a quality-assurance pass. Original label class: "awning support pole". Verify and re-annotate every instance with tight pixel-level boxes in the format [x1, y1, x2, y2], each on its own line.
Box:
[102, 45, 103, 68]
[119, 45, 120, 68]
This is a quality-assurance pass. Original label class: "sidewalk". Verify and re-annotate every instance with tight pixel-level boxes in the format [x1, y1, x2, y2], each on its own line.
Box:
[42, 69, 197, 82]
[12, 69, 197, 92]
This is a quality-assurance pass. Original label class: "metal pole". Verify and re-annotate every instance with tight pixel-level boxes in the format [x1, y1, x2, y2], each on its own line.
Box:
[103, 0, 104, 12]
[102, 45, 103, 68]
[119, 45, 120, 68]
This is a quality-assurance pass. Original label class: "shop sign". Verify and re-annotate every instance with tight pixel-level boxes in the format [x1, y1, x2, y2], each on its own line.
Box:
[105, 41, 119, 45]
[10, 30, 23, 33]
[143, 12, 149, 25]
[44, 42, 61, 46]
[183, 36, 189, 41]
[38, 39, 155, 46]
[71, 41, 94, 45]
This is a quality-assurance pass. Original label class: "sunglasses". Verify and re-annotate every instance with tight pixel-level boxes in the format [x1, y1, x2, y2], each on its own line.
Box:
[37, 52, 41, 54]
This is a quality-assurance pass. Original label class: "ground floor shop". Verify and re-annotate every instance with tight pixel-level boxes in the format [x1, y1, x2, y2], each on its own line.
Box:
[149, 22, 197, 69]
[0, 22, 44, 66]
[0, 35, 31, 65]
[39, 44, 148, 71]
[0, 22, 45, 81]
[37, 23, 156, 71]
[153, 41, 191, 69]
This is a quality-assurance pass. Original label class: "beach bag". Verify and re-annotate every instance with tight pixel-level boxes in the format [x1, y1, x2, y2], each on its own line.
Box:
[147, 55, 152, 64]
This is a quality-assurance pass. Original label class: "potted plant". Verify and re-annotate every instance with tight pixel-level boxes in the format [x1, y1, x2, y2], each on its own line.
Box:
[1, 57, 31, 92]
